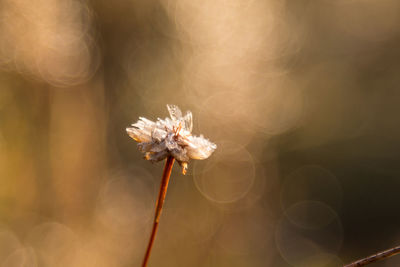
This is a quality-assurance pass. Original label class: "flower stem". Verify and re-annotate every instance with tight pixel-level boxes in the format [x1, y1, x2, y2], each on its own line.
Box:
[142, 156, 175, 267]
[344, 245, 400, 267]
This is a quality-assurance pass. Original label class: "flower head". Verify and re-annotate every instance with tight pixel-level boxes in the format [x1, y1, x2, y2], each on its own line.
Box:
[126, 104, 217, 174]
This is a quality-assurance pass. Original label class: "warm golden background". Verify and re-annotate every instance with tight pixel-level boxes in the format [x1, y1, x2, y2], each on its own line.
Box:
[1, 0, 400, 266]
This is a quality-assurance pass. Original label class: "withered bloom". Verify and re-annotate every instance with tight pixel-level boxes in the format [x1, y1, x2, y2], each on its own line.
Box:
[126, 104, 217, 174]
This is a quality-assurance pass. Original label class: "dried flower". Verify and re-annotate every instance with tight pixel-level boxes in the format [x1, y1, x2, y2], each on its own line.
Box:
[126, 104, 217, 174]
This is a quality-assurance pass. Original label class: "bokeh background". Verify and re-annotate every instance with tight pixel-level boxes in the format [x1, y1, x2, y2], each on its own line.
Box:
[1, 0, 400, 266]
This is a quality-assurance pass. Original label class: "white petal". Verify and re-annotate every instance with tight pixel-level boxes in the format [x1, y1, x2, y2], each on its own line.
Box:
[166, 104, 182, 121]
[126, 126, 152, 143]
[185, 135, 217, 160]
[126, 117, 158, 143]
[183, 111, 193, 132]
[152, 128, 167, 142]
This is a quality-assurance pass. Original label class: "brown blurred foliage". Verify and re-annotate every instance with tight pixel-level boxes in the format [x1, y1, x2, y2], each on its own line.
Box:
[1, 0, 400, 266]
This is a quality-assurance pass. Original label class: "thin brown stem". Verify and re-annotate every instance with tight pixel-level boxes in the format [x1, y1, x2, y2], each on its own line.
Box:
[344, 245, 400, 267]
[142, 156, 175, 267]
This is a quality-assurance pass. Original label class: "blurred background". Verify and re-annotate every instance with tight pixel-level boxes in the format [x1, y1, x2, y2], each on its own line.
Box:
[1, 0, 400, 266]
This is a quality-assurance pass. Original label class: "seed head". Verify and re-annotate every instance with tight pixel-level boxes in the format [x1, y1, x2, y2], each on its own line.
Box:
[126, 105, 217, 174]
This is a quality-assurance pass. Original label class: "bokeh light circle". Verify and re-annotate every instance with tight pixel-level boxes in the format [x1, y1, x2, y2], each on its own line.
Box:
[2, 247, 37, 267]
[193, 141, 255, 203]
[276, 201, 343, 267]
[96, 167, 154, 234]
[26, 222, 79, 267]
[0, 230, 21, 263]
